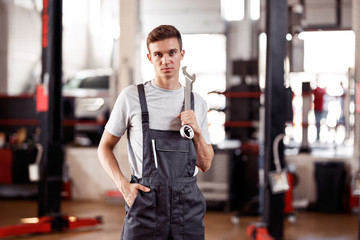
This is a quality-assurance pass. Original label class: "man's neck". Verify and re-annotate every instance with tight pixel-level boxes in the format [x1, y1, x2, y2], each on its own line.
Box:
[154, 76, 181, 90]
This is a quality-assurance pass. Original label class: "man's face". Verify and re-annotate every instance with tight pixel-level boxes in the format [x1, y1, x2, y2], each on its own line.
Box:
[147, 37, 184, 80]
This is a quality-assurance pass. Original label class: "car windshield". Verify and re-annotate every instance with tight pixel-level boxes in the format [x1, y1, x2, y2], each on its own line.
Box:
[79, 76, 109, 89]
[64, 75, 109, 90]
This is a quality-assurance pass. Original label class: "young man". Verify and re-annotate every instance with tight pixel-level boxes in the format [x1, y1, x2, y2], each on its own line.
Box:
[97, 25, 214, 239]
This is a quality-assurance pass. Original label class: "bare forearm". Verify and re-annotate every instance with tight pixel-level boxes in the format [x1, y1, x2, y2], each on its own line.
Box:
[97, 130, 150, 207]
[178, 110, 214, 172]
[97, 131, 130, 194]
[97, 145, 128, 190]
[193, 133, 214, 172]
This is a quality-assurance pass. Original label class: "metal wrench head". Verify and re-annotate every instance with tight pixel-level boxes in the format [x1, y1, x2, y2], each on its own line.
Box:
[182, 66, 196, 83]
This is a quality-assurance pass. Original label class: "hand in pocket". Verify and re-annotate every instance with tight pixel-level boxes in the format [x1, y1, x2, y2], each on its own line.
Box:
[122, 182, 151, 207]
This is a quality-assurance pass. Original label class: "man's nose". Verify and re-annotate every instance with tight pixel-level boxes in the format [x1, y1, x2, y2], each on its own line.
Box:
[162, 54, 170, 64]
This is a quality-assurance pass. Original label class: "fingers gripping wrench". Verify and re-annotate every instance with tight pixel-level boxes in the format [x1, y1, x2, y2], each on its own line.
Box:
[180, 66, 196, 139]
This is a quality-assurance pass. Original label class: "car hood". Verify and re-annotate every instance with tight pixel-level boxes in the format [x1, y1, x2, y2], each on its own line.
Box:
[63, 88, 109, 98]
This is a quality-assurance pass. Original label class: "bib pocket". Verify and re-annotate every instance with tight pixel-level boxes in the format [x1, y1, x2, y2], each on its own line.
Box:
[154, 138, 190, 178]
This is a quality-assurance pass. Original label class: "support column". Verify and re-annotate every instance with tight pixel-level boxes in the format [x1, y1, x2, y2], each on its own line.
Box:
[38, 0, 63, 217]
[352, 0, 360, 239]
[300, 82, 311, 152]
[117, 0, 140, 96]
[111, 0, 141, 178]
[0, 1, 9, 94]
[263, 0, 287, 239]
[353, 0, 360, 159]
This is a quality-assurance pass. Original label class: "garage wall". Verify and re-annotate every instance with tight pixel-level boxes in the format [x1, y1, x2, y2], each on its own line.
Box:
[1, 0, 116, 95]
[66, 137, 131, 201]
[260, 0, 352, 31]
[140, 0, 225, 36]
[63, 0, 116, 77]
[1, 1, 41, 95]
[305, 0, 352, 28]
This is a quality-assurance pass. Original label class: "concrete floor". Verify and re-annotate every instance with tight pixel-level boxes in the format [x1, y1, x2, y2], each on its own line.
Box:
[0, 138, 358, 239]
[0, 200, 358, 240]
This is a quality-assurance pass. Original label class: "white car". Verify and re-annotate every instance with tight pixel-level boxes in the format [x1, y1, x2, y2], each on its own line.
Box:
[63, 69, 112, 143]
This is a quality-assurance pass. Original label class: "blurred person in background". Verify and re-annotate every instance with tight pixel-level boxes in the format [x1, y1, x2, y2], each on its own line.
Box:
[312, 80, 326, 141]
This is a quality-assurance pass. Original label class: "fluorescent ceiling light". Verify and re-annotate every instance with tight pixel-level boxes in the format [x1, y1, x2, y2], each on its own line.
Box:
[250, 0, 260, 20]
[221, 0, 245, 21]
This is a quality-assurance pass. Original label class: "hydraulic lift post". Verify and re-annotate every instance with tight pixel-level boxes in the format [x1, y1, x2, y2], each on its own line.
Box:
[38, 0, 63, 218]
[245, 1, 288, 239]
[263, 0, 287, 239]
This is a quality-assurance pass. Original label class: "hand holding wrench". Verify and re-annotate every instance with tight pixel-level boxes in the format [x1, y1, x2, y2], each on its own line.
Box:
[180, 66, 196, 139]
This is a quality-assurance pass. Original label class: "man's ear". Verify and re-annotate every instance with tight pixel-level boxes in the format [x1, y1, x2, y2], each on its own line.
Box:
[147, 53, 152, 63]
[180, 49, 185, 60]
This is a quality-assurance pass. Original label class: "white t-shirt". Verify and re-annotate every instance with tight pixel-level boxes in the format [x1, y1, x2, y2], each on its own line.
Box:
[105, 80, 211, 178]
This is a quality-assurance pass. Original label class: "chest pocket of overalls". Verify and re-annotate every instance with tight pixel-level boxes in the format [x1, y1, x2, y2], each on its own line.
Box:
[154, 138, 192, 178]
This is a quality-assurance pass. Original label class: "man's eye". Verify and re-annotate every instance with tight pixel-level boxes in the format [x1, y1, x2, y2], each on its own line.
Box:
[155, 53, 162, 57]
[170, 51, 176, 55]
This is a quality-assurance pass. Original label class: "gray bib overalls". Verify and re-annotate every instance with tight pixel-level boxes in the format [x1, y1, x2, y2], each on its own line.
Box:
[121, 84, 206, 240]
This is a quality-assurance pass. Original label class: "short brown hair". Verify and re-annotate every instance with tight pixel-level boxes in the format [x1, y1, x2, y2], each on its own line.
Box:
[146, 25, 182, 52]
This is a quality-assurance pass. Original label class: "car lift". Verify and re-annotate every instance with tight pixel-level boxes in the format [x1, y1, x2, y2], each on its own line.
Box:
[0, 0, 102, 237]
[247, 0, 288, 239]
[0, 215, 102, 238]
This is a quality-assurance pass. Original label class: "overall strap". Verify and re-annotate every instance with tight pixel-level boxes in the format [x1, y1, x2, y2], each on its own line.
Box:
[137, 83, 155, 177]
[137, 84, 149, 124]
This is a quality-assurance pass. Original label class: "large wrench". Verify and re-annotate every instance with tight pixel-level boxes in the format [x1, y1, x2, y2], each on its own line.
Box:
[180, 66, 196, 139]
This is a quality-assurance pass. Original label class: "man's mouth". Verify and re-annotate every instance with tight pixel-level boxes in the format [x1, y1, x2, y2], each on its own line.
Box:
[161, 67, 173, 72]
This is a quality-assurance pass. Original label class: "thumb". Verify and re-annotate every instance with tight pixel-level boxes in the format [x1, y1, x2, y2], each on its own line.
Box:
[137, 184, 151, 192]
